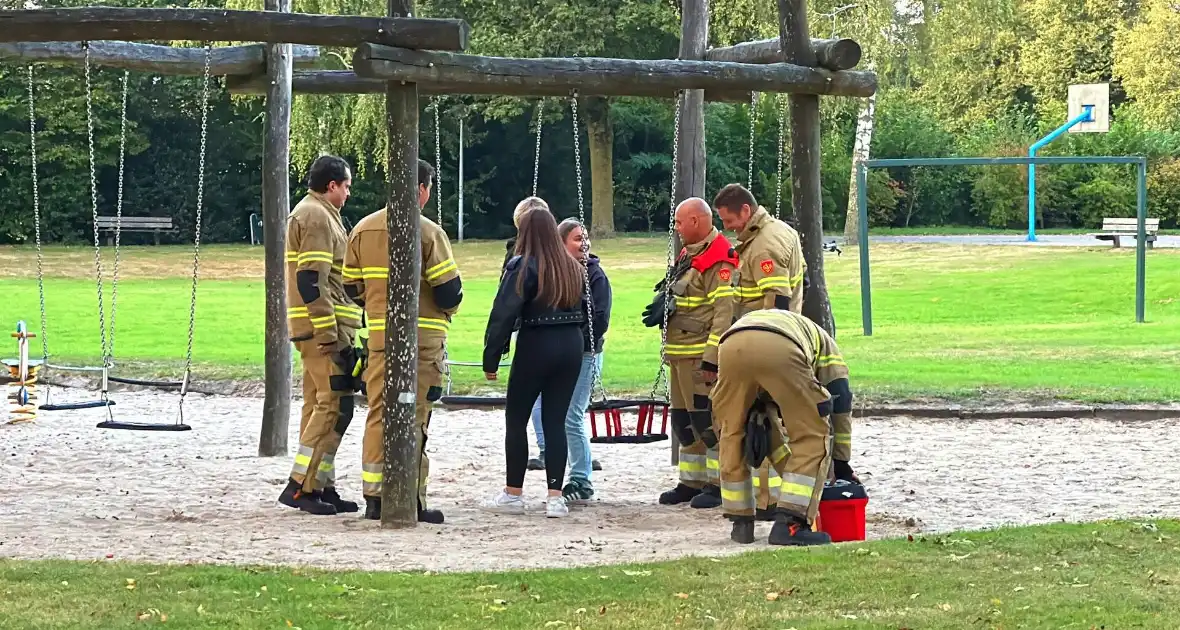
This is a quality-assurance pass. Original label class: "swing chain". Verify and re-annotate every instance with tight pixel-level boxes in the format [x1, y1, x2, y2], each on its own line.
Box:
[747, 91, 759, 190]
[180, 42, 212, 417]
[531, 98, 545, 197]
[27, 65, 51, 363]
[432, 96, 443, 229]
[569, 94, 607, 402]
[651, 91, 683, 401]
[83, 42, 110, 366]
[774, 93, 786, 219]
[108, 70, 129, 365]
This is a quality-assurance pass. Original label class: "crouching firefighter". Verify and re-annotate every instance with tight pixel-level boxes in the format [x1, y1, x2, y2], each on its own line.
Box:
[643, 198, 737, 508]
[343, 159, 462, 524]
[711, 308, 854, 546]
[279, 155, 364, 515]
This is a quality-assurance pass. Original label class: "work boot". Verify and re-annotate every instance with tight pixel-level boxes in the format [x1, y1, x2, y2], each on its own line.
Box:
[658, 483, 701, 505]
[690, 484, 722, 509]
[418, 500, 445, 524]
[730, 516, 755, 544]
[755, 508, 776, 521]
[768, 510, 832, 546]
[277, 478, 337, 516]
[321, 487, 359, 513]
[527, 451, 545, 471]
[364, 496, 381, 520]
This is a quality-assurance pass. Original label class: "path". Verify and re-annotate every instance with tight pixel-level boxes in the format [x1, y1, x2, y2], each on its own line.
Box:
[861, 234, 1179, 248]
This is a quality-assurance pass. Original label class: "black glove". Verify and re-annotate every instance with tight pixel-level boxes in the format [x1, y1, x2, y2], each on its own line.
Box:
[642, 291, 675, 328]
[743, 394, 773, 468]
[331, 346, 358, 376]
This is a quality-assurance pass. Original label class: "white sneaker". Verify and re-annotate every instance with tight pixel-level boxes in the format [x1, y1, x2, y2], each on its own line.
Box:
[483, 490, 526, 515]
[546, 495, 569, 518]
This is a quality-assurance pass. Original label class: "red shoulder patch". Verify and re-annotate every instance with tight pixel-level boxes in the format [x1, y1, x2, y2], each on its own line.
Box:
[760, 259, 775, 275]
[718, 268, 732, 282]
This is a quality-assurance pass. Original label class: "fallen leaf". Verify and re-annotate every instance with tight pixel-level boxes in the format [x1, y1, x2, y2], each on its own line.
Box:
[286, 620, 293, 627]
[598, 606, 607, 616]
[126, 578, 137, 591]
[623, 570, 652, 577]
[519, 583, 529, 592]
[910, 593, 920, 599]
[841, 614, 858, 620]
[765, 592, 780, 601]
[674, 593, 690, 599]
[493, 599, 508, 606]
[159, 613, 168, 622]
[991, 599, 1003, 606]
[544, 622, 567, 628]
[574, 608, 587, 615]
[260, 585, 268, 592]
[939, 603, 952, 612]
[489, 606, 506, 613]
[476, 585, 498, 591]
[1071, 583, 1090, 588]
[60, 581, 68, 586]
[137, 612, 152, 621]
[196, 605, 205, 615]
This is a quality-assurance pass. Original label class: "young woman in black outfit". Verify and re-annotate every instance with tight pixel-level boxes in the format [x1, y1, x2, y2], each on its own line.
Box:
[482, 197, 587, 518]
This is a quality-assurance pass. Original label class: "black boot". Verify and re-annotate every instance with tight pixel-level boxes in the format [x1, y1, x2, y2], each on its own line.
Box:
[527, 451, 545, 471]
[689, 484, 722, 509]
[768, 509, 832, 546]
[321, 487, 359, 513]
[364, 496, 381, 520]
[755, 507, 776, 521]
[729, 516, 755, 544]
[278, 478, 337, 515]
[658, 483, 701, 505]
[418, 499, 445, 524]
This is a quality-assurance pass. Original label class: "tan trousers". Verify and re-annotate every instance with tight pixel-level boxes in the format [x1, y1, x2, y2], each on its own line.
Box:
[712, 330, 832, 523]
[831, 411, 852, 461]
[361, 334, 446, 507]
[290, 341, 352, 492]
[669, 359, 719, 490]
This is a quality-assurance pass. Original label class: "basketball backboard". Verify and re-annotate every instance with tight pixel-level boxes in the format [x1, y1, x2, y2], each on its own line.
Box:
[1067, 83, 1110, 133]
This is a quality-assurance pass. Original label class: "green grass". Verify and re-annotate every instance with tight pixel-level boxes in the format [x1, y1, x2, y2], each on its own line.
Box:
[4, 240, 1179, 402]
[3, 520, 1180, 628]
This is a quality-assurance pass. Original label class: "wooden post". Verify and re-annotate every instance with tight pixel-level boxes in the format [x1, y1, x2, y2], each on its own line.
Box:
[669, 0, 708, 467]
[381, 0, 421, 528]
[258, 0, 292, 457]
[777, 0, 836, 336]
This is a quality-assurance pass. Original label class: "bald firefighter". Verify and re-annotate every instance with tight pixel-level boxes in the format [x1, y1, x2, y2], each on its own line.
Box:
[713, 308, 854, 545]
[278, 155, 365, 516]
[343, 159, 462, 524]
[643, 198, 737, 507]
[712, 183, 807, 518]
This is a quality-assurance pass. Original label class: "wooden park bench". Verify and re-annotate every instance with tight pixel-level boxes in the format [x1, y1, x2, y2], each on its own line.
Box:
[1090, 217, 1160, 249]
[96, 215, 174, 245]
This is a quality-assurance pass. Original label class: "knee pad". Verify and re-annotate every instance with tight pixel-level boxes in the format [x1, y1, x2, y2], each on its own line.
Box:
[689, 411, 717, 448]
[827, 378, 853, 414]
[816, 397, 833, 418]
[670, 409, 695, 446]
[334, 395, 355, 436]
[692, 394, 711, 411]
[329, 374, 354, 393]
[426, 385, 443, 402]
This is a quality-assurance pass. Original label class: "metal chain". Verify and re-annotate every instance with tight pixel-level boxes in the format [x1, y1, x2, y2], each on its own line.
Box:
[531, 98, 545, 197]
[27, 65, 49, 363]
[651, 91, 683, 401]
[432, 96, 443, 228]
[747, 91, 759, 190]
[570, 94, 606, 402]
[179, 43, 212, 420]
[83, 43, 109, 365]
[774, 93, 786, 219]
[108, 70, 129, 365]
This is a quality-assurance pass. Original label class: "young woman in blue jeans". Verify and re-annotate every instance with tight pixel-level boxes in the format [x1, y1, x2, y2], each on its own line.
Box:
[528, 219, 612, 503]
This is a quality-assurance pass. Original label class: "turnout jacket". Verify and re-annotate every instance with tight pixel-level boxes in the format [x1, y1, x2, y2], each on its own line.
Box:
[483, 255, 586, 373]
[732, 206, 806, 320]
[285, 192, 362, 349]
[665, 228, 738, 371]
[342, 211, 462, 354]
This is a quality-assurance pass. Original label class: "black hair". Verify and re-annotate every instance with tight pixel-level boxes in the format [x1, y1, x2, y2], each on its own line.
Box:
[418, 159, 436, 188]
[307, 155, 351, 193]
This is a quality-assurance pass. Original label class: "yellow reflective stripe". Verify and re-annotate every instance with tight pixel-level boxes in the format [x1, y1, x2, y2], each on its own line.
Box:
[310, 315, 336, 329]
[706, 458, 719, 471]
[678, 460, 706, 473]
[418, 317, 450, 333]
[817, 354, 847, 368]
[780, 481, 815, 504]
[424, 258, 458, 282]
[294, 453, 311, 467]
[285, 250, 299, 262]
[834, 432, 852, 446]
[674, 295, 711, 308]
[735, 286, 764, 298]
[757, 277, 793, 290]
[369, 322, 386, 332]
[356, 266, 389, 280]
[665, 343, 707, 356]
[296, 250, 335, 265]
[706, 334, 721, 347]
[770, 444, 790, 466]
[341, 265, 363, 280]
[361, 470, 383, 483]
[790, 272, 805, 288]
[720, 487, 752, 503]
[334, 305, 364, 318]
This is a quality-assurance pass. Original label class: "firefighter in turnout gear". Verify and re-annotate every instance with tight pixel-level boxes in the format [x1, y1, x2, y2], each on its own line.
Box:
[278, 155, 364, 516]
[343, 159, 462, 524]
[712, 309, 853, 546]
[713, 183, 808, 518]
[643, 198, 736, 508]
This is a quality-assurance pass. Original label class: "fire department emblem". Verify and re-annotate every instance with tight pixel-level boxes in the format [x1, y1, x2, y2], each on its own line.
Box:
[760, 259, 775, 275]
[719, 268, 731, 282]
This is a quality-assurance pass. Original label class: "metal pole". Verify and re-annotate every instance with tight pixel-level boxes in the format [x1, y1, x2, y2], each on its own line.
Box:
[457, 120, 464, 242]
[856, 161, 871, 336]
[1136, 158, 1147, 323]
[1027, 106, 1094, 242]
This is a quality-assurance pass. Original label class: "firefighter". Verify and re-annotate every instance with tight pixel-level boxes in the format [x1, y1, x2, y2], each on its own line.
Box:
[278, 155, 365, 516]
[343, 159, 462, 524]
[712, 308, 854, 546]
[643, 197, 736, 508]
[711, 183, 808, 518]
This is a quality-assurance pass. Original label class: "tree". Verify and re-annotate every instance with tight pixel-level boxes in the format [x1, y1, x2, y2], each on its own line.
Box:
[1114, 0, 1180, 129]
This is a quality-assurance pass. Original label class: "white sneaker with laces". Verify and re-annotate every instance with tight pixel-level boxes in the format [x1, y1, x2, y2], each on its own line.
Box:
[483, 490, 526, 515]
[546, 494, 569, 518]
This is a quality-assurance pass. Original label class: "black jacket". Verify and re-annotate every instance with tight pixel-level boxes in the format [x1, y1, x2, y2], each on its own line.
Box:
[585, 254, 611, 353]
[483, 254, 587, 373]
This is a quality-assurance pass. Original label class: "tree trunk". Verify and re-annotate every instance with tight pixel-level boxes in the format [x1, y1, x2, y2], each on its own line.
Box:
[581, 95, 615, 236]
[843, 89, 876, 245]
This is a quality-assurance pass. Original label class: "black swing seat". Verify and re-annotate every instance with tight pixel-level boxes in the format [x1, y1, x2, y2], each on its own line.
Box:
[96, 420, 191, 432]
[40, 400, 115, 411]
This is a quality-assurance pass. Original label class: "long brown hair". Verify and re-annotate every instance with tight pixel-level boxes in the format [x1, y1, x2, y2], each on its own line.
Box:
[513, 198, 584, 309]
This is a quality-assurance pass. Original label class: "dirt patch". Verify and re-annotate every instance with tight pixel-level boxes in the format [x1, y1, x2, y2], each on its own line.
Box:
[3, 389, 1179, 574]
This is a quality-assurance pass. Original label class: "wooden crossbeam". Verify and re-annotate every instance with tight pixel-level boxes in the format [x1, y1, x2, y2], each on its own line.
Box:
[706, 37, 861, 71]
[224, 69, 753, 102]
[0, 41, 318, 76]
[352, 44, 877, 98]
[0, 8, 470, 50]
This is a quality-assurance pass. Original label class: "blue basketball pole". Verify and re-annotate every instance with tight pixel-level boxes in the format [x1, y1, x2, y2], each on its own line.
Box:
[1027, 106, 1094, 241]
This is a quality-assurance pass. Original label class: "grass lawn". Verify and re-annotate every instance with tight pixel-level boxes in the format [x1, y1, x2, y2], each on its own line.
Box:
[3, 239, 1179, 402]
[3, 520, 1180, 628]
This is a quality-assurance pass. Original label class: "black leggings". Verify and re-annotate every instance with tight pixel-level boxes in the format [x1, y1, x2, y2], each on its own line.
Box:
[505, 324, 584, 491]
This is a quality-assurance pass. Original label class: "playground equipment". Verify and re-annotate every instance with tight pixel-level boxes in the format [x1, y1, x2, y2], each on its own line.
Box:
[5, 321, 41, 424]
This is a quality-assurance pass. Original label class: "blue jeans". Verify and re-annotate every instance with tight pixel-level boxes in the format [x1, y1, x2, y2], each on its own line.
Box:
[532, 352, 601, 484]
